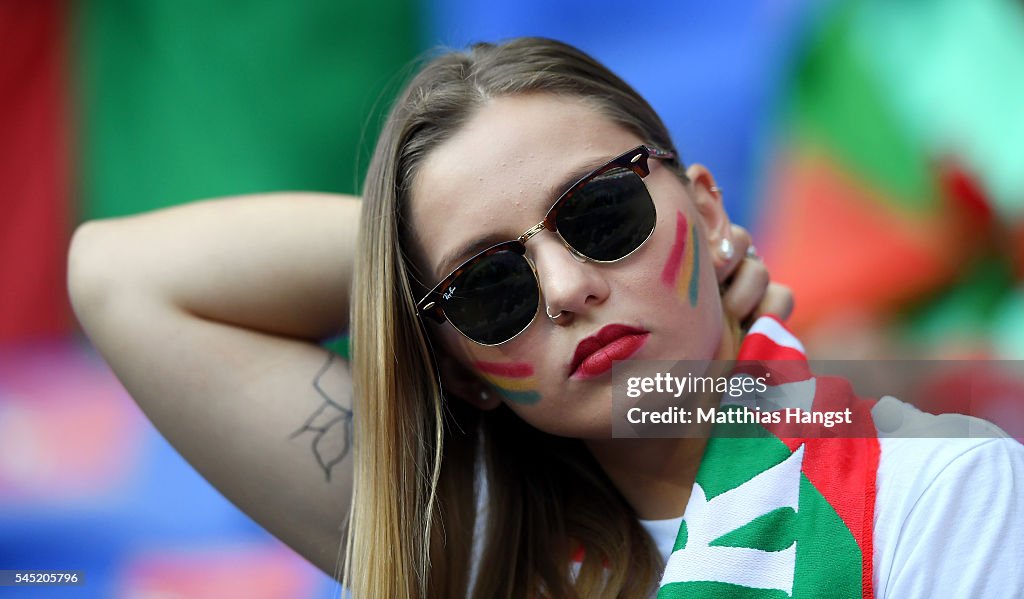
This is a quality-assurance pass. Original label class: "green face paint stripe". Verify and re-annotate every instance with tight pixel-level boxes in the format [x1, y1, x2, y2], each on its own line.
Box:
[473, 361, 541, 405]
[688, 223, 700, 307]
[664, 213, 699, 307]
[489, 386, 541, 405]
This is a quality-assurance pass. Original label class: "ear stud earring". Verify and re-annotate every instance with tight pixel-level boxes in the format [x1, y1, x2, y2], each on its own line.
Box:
[718, 237, 735, 261]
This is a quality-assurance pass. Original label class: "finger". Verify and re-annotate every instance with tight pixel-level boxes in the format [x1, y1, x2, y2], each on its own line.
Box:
[729, 224, 752, 256]
[717, 224, 752, 283]
[721, 257, 770, 323]
[752, 283, 794, 323]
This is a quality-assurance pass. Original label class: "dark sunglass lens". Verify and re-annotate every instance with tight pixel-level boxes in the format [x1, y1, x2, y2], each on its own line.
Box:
[556, 168, 656, 261]
[443, 251, 539, 345]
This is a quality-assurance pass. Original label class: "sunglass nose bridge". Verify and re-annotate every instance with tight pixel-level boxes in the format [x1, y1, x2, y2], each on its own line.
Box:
[518, 222, 547, 244]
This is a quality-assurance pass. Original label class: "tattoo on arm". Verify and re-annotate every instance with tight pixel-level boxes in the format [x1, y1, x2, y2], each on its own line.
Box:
[290, 351, 353, 482]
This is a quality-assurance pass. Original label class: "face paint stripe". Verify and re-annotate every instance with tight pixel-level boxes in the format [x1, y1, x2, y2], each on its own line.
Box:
[687, 223, 700, 306]
[674, 220, 695, 299]
[472, 361, 534, 377]
[493, 388, 541, 405]
[473, 361, 541, 404]
[479, 373, 537, 392]
[660, 211, 689, 286]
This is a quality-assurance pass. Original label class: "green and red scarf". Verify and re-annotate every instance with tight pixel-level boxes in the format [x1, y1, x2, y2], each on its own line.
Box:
[657, 315, 880, 598]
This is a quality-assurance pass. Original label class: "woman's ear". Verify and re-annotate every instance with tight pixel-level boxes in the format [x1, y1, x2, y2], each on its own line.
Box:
[685, 164, 734, 278]
[435, 352, 502, 411]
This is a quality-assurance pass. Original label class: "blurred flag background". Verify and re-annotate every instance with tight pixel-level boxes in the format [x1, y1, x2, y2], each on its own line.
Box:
[1, 0, 1022, 597]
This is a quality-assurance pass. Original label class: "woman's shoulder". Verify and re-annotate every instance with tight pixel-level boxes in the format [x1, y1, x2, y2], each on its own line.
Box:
[871, 394, 1009, 439]
[871, 396, 1024, 598]
[871, 395, 1017, 496]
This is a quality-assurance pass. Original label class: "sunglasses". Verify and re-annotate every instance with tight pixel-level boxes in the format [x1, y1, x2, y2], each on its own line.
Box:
[416, 145, 675, 346]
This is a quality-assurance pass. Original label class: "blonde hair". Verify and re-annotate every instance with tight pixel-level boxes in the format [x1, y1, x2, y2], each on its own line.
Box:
[347, 37, 686, 598]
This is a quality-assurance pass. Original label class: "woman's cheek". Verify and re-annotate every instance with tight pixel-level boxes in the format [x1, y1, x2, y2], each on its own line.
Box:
[472, 360, 542, 405]
[660, 211, 701, 308]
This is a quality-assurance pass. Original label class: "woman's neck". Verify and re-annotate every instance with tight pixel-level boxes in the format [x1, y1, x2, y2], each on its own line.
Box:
[585, 436, 709, 520]
[586, 315, 742, 520]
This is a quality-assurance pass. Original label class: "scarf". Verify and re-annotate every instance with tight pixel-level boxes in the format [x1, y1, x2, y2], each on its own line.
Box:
[657, 315, 880, 598]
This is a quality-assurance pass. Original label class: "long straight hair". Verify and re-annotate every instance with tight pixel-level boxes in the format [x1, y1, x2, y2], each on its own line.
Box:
[347, 37, 685, 598]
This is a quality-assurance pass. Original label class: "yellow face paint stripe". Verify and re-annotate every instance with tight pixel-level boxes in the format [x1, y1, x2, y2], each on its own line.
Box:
[675, 222, 699, 306]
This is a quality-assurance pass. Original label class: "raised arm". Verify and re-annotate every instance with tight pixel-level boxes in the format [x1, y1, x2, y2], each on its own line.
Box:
[67, 191, 791, 581]
[67, 192, 360, 579]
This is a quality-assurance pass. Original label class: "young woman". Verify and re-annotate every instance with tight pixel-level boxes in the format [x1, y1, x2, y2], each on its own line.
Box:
[66, 38, 785, 594]
[342, 37, 1024, 598]
[70, 37, 1022, 598]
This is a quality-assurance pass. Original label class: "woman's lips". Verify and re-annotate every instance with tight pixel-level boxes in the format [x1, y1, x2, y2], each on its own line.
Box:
[570, 324, 650, 380]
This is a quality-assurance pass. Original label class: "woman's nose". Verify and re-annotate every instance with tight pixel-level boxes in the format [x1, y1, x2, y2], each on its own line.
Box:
[528, 233, 611, 322]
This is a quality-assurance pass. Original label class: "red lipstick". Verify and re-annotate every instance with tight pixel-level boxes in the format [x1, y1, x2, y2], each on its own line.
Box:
[569, 324, 649, 380]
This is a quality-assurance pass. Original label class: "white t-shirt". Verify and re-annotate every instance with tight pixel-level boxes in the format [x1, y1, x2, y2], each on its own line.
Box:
[640, 397, 1024, 598]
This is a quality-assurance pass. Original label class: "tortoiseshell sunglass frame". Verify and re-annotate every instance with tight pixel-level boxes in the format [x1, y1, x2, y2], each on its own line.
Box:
[416, 144, 675, 345]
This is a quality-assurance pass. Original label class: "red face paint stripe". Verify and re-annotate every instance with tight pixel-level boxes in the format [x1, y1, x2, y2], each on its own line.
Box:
[675, 222, 698, 305]
[481, 375, 537, 393]
[472, 361, 534, 378]
[660, 211, 689, 286]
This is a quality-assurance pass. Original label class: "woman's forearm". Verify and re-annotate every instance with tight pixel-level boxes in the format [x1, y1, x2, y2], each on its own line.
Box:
[71, 192, 360, 341]
[68, 192, 363, 577]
